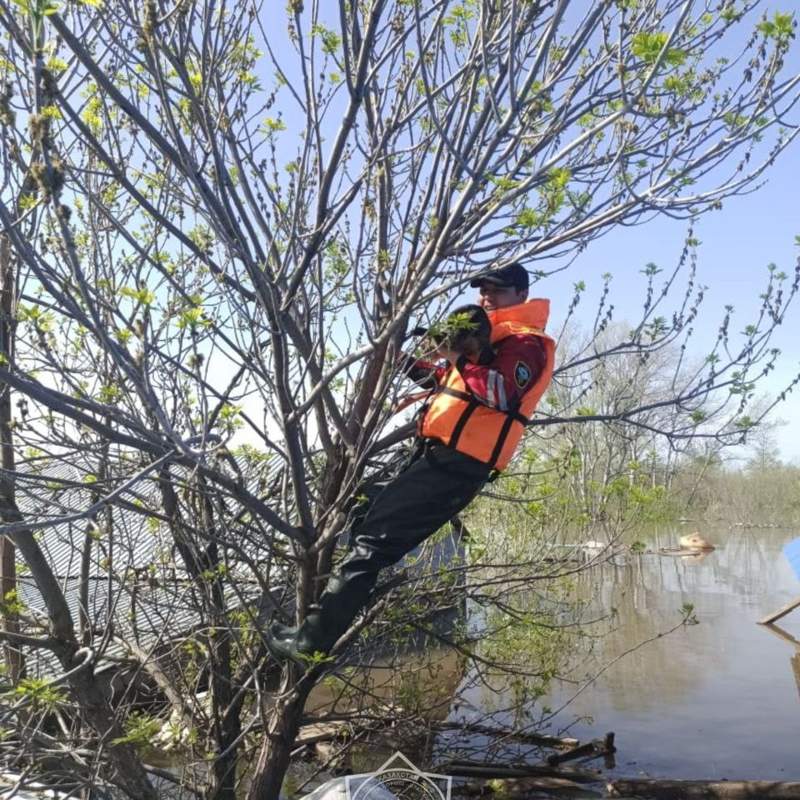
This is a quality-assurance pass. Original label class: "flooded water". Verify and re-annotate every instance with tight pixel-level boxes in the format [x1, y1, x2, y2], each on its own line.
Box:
[458, 526, 800, 782]
[287, 526, 800, 798]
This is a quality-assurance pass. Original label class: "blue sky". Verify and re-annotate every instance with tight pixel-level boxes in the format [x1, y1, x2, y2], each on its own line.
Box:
[543, 140, 800, 463]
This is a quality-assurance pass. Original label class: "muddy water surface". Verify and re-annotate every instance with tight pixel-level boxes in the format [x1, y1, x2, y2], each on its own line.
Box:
[294, 527, 800, 796]
[489, 527, 800, 780]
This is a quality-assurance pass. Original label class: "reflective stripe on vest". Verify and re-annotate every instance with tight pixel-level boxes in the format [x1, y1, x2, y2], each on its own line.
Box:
[419, 299, 556, 471]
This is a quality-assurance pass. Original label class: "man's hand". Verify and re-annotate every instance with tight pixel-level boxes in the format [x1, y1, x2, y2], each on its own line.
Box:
[435, 345, 461, 364]
[419, 335, 457, 363]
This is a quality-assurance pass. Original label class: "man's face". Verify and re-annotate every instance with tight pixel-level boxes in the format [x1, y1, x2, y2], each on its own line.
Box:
[478, 282, 527, 311]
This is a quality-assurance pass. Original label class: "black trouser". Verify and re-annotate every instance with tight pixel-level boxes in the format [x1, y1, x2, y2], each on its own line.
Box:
[315, 442, 491, 648]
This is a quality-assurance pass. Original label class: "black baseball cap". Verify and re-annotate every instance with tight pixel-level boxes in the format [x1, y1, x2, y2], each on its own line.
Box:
[469, 262, 529, 291]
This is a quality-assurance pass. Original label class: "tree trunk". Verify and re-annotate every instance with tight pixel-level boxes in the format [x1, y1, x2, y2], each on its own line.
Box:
[68, 667, 160, 800]
[208, 551, 241, 799]
[0, 233, 23, 682]
[246, 678, 315, 800]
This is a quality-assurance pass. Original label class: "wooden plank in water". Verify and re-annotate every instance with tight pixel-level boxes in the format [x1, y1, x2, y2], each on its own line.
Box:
[758, 596, 800, 625]
[792, 651, 800, 703]
[762, 622, 800, 648]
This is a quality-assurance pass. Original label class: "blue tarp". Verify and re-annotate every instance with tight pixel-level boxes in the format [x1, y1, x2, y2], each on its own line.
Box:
[784, 537, 800, 582]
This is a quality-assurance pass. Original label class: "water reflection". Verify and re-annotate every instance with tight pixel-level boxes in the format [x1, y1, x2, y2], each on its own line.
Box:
[541, 527, 800, 779]
[296, 528, 800, 788]
[762, 622, 800, 703]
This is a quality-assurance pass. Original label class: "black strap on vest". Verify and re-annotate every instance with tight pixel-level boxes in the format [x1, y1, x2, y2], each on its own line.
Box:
[488, 411, 520, 469]
[448, 396, 480, 451]
[436, 385, 529, 465]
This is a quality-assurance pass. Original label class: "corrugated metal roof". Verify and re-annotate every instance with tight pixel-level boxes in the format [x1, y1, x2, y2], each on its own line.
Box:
[4, 453, 285, 674]
[4, 451, 464, 678]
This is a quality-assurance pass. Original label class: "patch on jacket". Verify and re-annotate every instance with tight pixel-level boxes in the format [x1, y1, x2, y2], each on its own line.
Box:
[514, 361, 532, 389]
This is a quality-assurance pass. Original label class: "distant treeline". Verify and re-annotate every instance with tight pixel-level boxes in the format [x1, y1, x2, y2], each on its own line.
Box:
[488, 447, 800, 537]
[671, 461, 800, 525]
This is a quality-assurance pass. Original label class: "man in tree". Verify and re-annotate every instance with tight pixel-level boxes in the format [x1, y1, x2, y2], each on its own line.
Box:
[266, 263, 556, 666]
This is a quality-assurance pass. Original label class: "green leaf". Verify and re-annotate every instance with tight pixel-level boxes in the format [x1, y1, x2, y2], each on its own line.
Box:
[631, 31, 686, 66]
[119, 286, 156, 306]
[0, 589, 26, 615]
[177, 306, 211, 332]
[758, 12, 795, 42]
[111, 712, 162, 746]
[311, 23, 341, 55]
[12, 677, 66, 711]
[261, 116, 286, 134]
[514, 207, 541, 229]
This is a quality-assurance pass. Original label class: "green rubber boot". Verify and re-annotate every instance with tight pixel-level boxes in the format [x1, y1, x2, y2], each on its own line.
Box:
[269, 621, 296, 640]
[266, 608, 331, 668]
[265, 574, 373, 668]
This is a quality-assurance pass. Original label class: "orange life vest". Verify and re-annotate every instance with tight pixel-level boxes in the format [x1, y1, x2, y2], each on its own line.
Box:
[419, 299, 556, 470]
